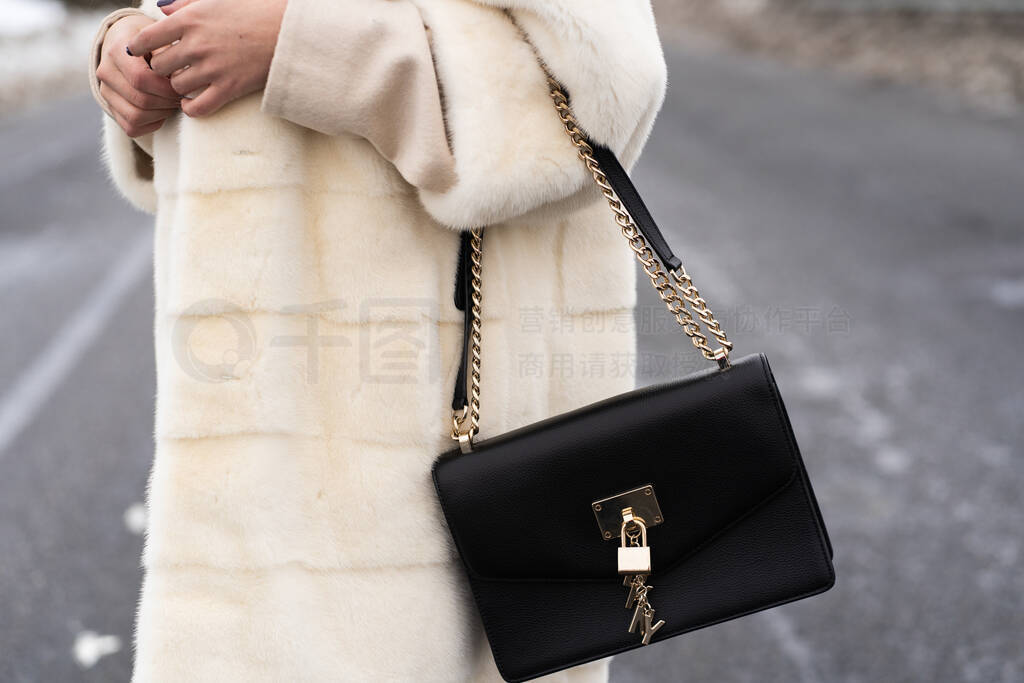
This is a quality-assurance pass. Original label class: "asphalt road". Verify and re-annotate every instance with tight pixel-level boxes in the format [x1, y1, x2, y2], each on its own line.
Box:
[1, 39, 1022, 682]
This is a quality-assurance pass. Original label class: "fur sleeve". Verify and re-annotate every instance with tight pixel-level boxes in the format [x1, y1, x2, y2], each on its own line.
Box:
[408, 0, 667, 230]
[99, 113, 157, 214]
[92, 1, 163, 215]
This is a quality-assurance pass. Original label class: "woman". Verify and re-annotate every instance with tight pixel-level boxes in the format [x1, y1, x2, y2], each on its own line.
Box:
[89, 0, 667, 679]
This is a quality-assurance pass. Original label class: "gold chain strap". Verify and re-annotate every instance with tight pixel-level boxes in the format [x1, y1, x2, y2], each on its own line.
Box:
[450, 226, 484, 449]
[450, 78, 733, 449]
[547, 78, 732, 365]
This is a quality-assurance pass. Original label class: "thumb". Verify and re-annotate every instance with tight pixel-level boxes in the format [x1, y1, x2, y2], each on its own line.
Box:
[156, 0, 199, 16]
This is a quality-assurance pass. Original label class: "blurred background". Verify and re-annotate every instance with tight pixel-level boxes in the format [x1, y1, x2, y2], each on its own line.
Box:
[1, 0, 1022, 680]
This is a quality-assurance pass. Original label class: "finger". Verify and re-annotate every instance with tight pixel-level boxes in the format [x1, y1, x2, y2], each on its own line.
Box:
[101, 86, 179, 130]
[157, 0, 200, 16]
[148, 40, 194, 78]
[126, 14, 186, 58]
[127, 62, 183, 103]
[102, 83, 173, 136]
[180, 83, 230, 118]
[112, 108, 165, 138]
[103, 60, 182, 110]
[103, 81, 178, 125]
[114, 108, 165, 138]
[169, 65, 210, 99]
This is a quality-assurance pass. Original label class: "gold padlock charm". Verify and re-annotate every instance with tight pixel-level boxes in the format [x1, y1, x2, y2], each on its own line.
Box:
[617, 508, 652, 575]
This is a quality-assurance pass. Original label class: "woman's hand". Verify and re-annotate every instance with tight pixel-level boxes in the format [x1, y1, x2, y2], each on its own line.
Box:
[97, 14, 183, 137]
[126, 0, 288, 118]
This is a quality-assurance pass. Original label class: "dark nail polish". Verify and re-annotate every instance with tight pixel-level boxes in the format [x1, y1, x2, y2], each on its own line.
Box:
[156, 0, 177, 6]
[125, 45, 133, 56]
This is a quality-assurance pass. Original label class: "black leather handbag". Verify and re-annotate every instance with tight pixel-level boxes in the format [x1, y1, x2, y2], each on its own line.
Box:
[432, 79, 835, 683]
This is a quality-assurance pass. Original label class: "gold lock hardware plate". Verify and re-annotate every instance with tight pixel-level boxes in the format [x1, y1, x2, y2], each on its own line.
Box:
[591, 484, 664, 540]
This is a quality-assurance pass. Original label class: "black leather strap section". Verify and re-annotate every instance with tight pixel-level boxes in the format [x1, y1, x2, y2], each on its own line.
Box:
[590, 143, 682, 272]
[450, 143, 682, 413]
[451, 229, 478, 411]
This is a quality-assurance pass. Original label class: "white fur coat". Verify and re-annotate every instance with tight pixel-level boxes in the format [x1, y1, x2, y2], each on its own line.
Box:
[98, 0, 666, 680]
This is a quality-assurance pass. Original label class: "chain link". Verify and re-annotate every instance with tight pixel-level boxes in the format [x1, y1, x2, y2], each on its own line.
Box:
[452, 79, 735, 445]
[547, 77, 732, 365]
[450, 226, 485, 443]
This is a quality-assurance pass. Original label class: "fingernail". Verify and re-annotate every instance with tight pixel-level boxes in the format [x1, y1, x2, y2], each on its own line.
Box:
[125, 45, 134, 56]
[156, 0, 176, 6]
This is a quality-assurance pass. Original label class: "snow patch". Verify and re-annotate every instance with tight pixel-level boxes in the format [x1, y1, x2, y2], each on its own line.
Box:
[123, 501, 147, 534]
[0, 0, 66, 38]
[874, 446, 911, 475]
[0, 4, 114, 115]
[989, 278, 1024, 309]
[722, 0, 767, 15]
[72, 630, 122, 669]
[796, 366, 842, 399]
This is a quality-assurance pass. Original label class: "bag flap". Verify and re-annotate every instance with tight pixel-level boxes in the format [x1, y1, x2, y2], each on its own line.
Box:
[432, 353, 802, 583]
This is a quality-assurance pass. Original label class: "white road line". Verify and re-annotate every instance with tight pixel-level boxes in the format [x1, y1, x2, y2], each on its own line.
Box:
[0, 231, 152, 458]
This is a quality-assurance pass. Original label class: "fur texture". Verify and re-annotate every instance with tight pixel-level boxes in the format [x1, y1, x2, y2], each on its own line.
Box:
[100, 115, 158, 213]
[97, 0, 666, 680]
[409, 0, 667, 229]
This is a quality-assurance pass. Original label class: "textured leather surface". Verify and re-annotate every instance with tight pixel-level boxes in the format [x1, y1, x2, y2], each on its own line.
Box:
[433, 353, 835, 682]
[438, 354, 797, 580]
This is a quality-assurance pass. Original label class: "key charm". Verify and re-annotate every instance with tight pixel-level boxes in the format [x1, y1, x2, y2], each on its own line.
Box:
[638, 606, 666, 645]
[625, 574, 645, 608]
[615, 509, 666, 644]
[624, 576, 666, 644]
